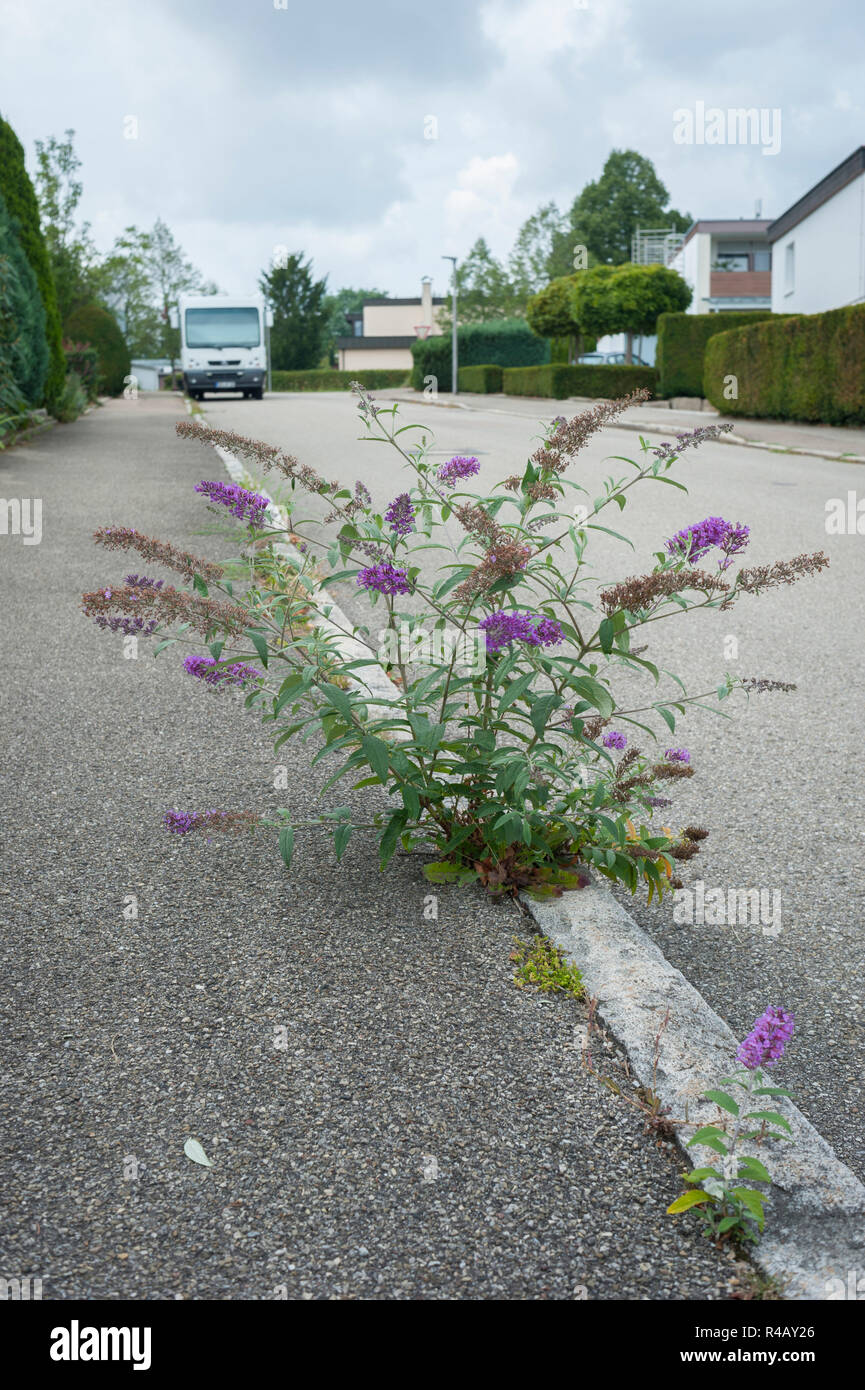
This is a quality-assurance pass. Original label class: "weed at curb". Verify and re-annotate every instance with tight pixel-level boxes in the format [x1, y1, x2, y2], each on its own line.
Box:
[510, 934, 584, 998]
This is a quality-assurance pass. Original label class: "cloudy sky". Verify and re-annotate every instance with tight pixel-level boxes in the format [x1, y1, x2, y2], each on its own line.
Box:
[3, 0, 863, 299]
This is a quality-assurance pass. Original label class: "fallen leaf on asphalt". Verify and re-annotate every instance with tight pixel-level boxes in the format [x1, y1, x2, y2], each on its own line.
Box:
[183, 1137, 214, 1168]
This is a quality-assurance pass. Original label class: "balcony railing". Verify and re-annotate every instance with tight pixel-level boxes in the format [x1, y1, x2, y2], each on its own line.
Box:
[709, 270, 771, 298]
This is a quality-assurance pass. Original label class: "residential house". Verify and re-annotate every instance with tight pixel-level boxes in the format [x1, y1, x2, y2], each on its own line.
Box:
[767, 147, 865, 315]
[336, 277, 446, 371]
[669, 219, 773, 313]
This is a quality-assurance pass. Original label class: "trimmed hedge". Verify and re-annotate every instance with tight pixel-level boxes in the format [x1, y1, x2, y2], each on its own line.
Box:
[271, 368, 409, 391]
[656, 311, 775, 398]
[704, 304, 865, 424]
[411, 319, 549, 392]
[457, 363, 503, 393]
[0, 192, 48, 404]
[0, 116, 65, 411]
[503, 363, 656, 400]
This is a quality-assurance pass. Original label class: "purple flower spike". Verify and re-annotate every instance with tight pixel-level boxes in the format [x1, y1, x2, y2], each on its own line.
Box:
[736, 1006, 795, 1070]
[384, 493, 416, 537]
[438, 455, 480, 487]
[194, 479, 270, 529]
[478, 610, 564, 653]
[602, 731, 627, 749]
[666, 516, 750, 570]
[183, 655, 262, 688]
[357, 563, 412, 595]
[664, 747, 690, 763]
[164, 810, 197, 835]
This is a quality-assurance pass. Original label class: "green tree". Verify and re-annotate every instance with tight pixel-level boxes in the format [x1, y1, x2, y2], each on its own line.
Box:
[0, 113, 65, 411]
[0, 191, 49, 405]
[92, 226, 163, 358]
[33, 129, 99, 323]
[509, 203, 568, 296]
[525, 274, 588, 363]
[143, 218, 217, 369]
[571, 262, 692, 362]
[554, 150, 691, 267]
[441, 238, 522, 325]
[321, 285, 386, 366]
[64, 303, 131, 396]
[260, 253, 329, 371]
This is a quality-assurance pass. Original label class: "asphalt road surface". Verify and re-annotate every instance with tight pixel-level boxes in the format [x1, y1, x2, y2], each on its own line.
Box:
[204, 388, 865, 1184]
[0, 395, 742, 1300]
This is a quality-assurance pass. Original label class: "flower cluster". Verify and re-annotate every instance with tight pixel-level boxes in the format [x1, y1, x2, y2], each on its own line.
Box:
[666, 516, 750, 569]
[736, 1006, 795, 1070]
[183, 655, 262, 688]
[93, 527, 224, 584]
[664, 747, 690, 763]
[478, 610, 564, 654]
[194, 479, 270, 528]
[650, 423, 734, 463]
[517, 390, 651, 482]
[357, 562, 412, 596]
[384, 492, 416, 536]
[438, 455, 480, 487]
[163, 809, 260, 836]
[600, 568, 728, 615]
[82, 582, 249, 637]
[176, 419, 338, 496]
[740, 677, 798, 693]
[602, 730, 627, 749]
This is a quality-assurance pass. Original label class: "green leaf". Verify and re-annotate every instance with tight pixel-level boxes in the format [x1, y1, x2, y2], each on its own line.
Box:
[743, 1111, 791, 1133]
[362, 735, 390, 783]
[422, 862, 475, 884]
[379, 810, 408, 868]
[245, 628, 269, 668]
[569, 676, 614, 719]
[731, 1187, 765, 1230]
[321, 682, 355, 722]
[598, 617, 615, 654]
[530, 693, 563, 737]
[657, 706, 676, 734]
[153, 638, 176, 656]
[683, 1167, 721, 1182]
[192, 573, 209, 596]
[667, 1190, 711, 1214]
[704, 1089, 739, 1116]
[278, 825, 295, 870]
[736, 1156, 771, 1184]
[497, 671, 535, 716]
[334, 822, 353, 861]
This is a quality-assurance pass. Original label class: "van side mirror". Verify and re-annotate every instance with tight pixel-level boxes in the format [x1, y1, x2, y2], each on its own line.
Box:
[265, 309, 274, 328]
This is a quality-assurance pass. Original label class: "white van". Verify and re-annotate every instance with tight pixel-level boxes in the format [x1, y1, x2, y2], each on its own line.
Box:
[172, 294, 272, 400]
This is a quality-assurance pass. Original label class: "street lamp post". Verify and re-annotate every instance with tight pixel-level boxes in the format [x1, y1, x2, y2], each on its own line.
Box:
[442, 255, 458, 396]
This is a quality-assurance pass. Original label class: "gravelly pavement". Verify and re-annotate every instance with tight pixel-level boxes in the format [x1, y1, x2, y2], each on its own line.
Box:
[205, 388, 865, 1187]
[0, 396, 741, 1300]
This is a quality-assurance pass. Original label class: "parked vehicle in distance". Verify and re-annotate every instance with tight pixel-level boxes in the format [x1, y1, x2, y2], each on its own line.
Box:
[170, 295, 272, 400]
[577, 351, 650, 366]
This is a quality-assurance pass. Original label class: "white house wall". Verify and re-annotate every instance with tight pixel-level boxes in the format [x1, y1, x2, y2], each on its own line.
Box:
[771, 172, 865, 315]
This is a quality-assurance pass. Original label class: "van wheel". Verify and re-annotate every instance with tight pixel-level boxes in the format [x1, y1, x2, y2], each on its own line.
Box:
[252, 387, 263, 400]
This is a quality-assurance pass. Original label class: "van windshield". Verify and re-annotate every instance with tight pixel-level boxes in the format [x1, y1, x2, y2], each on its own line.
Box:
[185, 307, 260, 348]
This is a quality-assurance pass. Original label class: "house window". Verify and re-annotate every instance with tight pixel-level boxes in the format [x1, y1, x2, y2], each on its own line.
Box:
[353, 319, 363, 337]
[754, 249, 770, 271]
[784, 242, 795, 294]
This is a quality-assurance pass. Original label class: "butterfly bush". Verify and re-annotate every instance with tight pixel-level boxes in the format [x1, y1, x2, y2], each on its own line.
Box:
[668, 1006, 796, 1244]
[81, 386, 828, 899]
